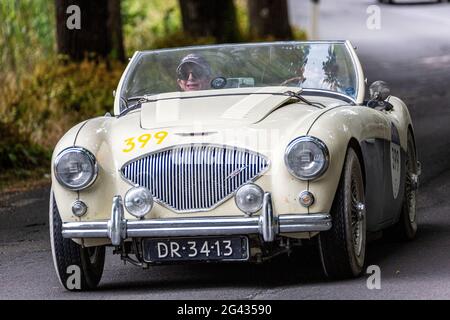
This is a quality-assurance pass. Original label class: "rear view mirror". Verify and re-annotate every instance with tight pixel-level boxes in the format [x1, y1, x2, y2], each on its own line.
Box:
[369, 81, 390, 101]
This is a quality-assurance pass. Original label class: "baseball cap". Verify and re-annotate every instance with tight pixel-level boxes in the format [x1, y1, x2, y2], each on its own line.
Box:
[176, 54, 212, 78]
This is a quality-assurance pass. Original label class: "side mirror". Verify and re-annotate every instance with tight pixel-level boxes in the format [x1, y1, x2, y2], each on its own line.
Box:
[369, 81, 390, 101]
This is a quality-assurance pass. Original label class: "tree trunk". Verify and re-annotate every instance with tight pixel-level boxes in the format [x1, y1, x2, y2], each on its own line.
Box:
[178, 0, 239, 43]
[107, 0, 125, 61]
[248, 0, 293, 40]
[55, 0, 125, 61]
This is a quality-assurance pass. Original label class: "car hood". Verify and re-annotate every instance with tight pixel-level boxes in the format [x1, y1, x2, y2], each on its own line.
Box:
[68, 89, 347, 172]
[140, 87, 306, 129]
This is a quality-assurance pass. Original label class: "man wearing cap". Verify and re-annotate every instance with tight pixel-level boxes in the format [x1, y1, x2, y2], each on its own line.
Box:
[176, 54, 212, 91]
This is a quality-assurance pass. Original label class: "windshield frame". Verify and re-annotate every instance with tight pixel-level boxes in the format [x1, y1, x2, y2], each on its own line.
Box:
[114, 40, 365, 115]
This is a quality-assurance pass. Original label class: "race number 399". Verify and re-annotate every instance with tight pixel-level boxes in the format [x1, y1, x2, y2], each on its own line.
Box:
[122, 131, 169, 152]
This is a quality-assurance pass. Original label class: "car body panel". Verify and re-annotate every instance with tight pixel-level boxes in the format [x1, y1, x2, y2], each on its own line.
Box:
[51, 95, 331, 224]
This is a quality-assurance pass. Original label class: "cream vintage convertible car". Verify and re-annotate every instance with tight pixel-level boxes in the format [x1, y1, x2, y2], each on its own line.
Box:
[50, 41, 420, 290]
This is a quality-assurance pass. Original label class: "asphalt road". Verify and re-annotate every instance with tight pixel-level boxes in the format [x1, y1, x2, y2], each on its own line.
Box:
[1, 1, 450, 299]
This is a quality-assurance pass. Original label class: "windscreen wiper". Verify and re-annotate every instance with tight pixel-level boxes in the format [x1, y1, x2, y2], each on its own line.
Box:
[283, 90, 326, 109]
[120, 90, 326, 117]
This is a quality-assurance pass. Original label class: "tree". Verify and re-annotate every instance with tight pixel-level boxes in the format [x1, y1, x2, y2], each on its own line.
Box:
[248, 0, 293, 40]
[55, 0, 125, 61]
[178, 0, 240, 43]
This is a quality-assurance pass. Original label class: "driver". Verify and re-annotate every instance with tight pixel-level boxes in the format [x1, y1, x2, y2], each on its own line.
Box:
[176, 54, 212, 91]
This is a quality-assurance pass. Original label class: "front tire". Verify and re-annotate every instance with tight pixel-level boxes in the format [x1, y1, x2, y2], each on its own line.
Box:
[318, 147, 366, 279]
[49, 191, 105, 291]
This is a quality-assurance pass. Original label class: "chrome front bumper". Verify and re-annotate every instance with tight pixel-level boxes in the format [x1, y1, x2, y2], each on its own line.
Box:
[62, 193, 332, 245]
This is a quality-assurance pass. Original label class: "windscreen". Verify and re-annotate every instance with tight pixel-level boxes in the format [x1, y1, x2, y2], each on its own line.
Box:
[121, 42, 358, 109]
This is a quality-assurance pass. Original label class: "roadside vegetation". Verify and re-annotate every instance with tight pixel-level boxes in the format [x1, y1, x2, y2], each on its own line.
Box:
[0, 0, 306, 192]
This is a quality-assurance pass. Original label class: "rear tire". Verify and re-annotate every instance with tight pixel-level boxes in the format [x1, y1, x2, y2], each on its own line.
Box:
[318, 148, 366, 279]
[49, 191, 105, 291]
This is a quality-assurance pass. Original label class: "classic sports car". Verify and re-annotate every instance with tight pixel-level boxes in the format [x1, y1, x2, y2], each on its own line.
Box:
[50, 41, 420, 290]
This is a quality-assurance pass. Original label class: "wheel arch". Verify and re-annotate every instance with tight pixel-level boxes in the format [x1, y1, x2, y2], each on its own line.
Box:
[348, 137, 366, 190]
[407, 124, 417, 156]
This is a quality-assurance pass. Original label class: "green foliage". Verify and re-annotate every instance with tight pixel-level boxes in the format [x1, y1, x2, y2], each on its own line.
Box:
[0, 122, 51, 171]
[235, 0, 250, 39]
[0, 0, 55, 75]
[122, 0, 183, 54]
[0, 58, 124, 151]
[0, 0, 307, 187]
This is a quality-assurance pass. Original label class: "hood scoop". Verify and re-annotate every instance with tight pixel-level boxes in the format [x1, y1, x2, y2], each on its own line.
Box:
[140, 87, 301, 129]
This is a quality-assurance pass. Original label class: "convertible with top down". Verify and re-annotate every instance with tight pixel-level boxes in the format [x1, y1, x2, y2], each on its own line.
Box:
[50, 41, 420, 290]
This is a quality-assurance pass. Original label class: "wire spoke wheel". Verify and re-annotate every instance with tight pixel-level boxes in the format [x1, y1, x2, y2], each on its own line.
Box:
[405, 151, 417, 224]
[350, 167, 365, 258]
[318, 147, 366, 279]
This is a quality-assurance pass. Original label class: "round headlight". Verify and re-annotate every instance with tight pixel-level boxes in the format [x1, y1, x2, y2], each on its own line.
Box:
[54, 147, 98, 190]
[125, 187, 153, 218]
[284, 136, 329, 180]
[235, 183, 264, 215]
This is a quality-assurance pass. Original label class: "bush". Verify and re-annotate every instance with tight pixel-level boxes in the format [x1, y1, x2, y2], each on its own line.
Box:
[0, 122, 50, 171]
[0, 57, 124, 172]
[0, 0, 307, 190]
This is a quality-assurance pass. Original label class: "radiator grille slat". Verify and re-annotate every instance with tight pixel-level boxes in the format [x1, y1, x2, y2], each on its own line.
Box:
[121, 145, 269, 213]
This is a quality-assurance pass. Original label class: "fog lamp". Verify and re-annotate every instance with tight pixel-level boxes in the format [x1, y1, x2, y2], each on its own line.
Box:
[124, 187, 153, 218]
[235, 183, 264, 215]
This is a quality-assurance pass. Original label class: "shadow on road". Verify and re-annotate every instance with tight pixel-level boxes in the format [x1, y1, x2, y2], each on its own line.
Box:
[96, 246, 326, 293]
[92, 221, 447, 293]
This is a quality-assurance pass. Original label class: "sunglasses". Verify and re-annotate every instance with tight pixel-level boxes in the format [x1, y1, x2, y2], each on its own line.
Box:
[177, 64, 207, 81]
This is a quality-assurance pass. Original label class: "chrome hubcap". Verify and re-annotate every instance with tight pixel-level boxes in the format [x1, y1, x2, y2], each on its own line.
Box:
[356, 202, 366, 222]
[410, 173, 419, 191]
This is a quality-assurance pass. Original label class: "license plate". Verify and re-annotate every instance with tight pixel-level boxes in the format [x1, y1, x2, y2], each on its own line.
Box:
[142, 236, 249, 262]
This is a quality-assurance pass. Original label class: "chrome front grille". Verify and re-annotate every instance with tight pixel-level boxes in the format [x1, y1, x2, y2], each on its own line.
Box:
[121, 145, 269, 213]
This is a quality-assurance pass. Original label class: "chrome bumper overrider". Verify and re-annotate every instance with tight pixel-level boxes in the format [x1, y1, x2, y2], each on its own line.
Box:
[62, 193, 332, 245]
